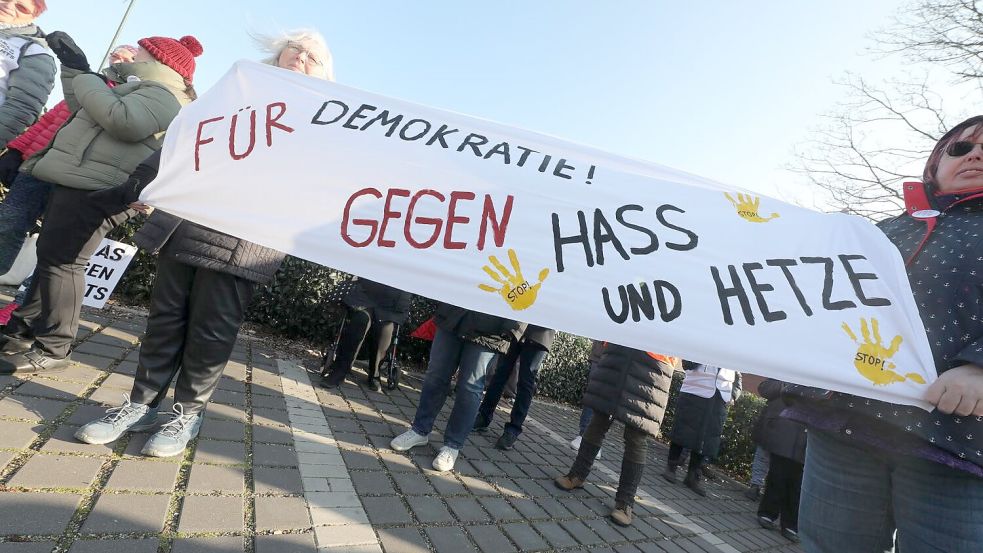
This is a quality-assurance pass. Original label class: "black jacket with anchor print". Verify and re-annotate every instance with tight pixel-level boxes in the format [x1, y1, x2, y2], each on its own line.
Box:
[791, 187, 983, 472]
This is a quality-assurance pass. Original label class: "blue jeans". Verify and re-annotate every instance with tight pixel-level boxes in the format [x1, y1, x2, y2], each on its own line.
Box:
[476, 339, 547, 437]
[800, 430, 983, 553]
[0, 173, 52, 275]
[578, 360, 598, 435]
[411, 328, 497, 450]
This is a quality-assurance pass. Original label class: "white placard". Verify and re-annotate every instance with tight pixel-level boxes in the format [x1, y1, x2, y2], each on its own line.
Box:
[82, 239, 137, 309]
[141, 60, 938, 409]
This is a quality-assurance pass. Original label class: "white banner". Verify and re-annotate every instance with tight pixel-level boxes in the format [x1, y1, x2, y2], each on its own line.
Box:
[142, 61, 937, 409]
[82, 239, 137, 309]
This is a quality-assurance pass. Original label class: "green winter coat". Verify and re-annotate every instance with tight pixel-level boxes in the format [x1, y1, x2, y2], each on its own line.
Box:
[23, 60, 192, 190]
[0, 24, 56, 149]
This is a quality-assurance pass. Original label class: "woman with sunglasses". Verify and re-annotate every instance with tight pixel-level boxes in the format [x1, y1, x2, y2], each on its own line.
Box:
[72, 29, 333, 458]
[787, 116, 983, 552]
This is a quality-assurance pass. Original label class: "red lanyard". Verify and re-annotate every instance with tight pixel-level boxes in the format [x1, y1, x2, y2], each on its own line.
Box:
[901, 182, 983, 266]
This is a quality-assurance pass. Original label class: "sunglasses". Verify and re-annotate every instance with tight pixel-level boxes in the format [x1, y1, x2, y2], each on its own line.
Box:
[945, 141, 983, 157]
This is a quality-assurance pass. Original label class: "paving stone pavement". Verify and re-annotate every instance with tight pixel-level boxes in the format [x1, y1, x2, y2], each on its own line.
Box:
[0, 294, 804, 553]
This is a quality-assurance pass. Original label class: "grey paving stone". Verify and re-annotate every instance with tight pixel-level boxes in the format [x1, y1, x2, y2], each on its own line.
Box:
[253, 466, 304, 494]
[40, 425, 116, 456]
[351, 471, 393, 495]
[0, 491, 82, 535]
[445, 496, 489, 523]
[360, 496, 412, 524]
[0, 542, 59, 552]
[8, 454, 104, 489]
[391, 472, 433, 495]
[13, 379, 88, 403]
[341, 450, 382, 471]
[502, 522, 550, 551]
[0, 451, 15, 469]
[199, 418, 245, 441]
[377, 527, 428, 553]
[194, 438, 246, 465]
[509, 497, 548, 520]
[251, 393, 286, 409]
[187, 464, 245, 492]
[477, 497, 521, 522]
[104, 459, 180, 491]
[405, 495, 452, 523]
[66, 403, 115, 426]
[252, 424, 292, 444]
[424, 526, 471, 553]
[468, 524, 518, 552]
[428, 472, 466, 495]
[178, 495, 244, 532]
[215, 377, 246, 394]
[585, 516, 628, 543]
[533, 520, 580, 549]
[0, 395, 69, 421]
[252, 442, 297, 466]
[254, 496, 310, 531]
[203, 401, 246, 421]
[171, 536, 243, 553]
[254, 532, 317, 553]
[560, 518, 605, 546]
[82, 493, 170, 533]
[99, 373, 135, 391]
[252, 407, 290, 428]
[0, 420, 39, 449]
[72, 341, 125, 359]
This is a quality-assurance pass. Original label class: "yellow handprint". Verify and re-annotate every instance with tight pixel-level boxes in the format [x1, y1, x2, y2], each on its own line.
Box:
[842, 317, 926, 386]
[725, 192, 780, 223]
[478, 248, 549, 311]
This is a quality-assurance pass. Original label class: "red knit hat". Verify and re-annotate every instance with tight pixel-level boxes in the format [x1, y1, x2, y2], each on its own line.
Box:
[137, 35, 204, 82]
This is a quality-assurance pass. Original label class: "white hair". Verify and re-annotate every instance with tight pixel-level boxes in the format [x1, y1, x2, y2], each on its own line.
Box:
[251, 28, 334, 81]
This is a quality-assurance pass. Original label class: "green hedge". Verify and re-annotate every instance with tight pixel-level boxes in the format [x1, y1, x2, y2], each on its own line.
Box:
[111, 242, 763, 481]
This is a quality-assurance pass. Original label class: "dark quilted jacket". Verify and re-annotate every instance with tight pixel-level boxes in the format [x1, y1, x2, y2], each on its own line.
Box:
[582, 344, 675, 437]
[433, 303, 524, 354]
[343, 278, 412, 324]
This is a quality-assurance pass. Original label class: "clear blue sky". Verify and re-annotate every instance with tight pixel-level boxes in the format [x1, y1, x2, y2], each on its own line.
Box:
[39, 1, 911, 207]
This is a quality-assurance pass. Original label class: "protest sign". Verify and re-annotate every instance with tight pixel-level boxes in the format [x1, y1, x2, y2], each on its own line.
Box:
[82, 239, 137, 309]
[142, 60, 938, 408]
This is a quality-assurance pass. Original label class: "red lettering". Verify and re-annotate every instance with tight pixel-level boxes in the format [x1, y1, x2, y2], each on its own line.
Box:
[444, 191, 475, 250]
[477, 194, 514, 251]
[341, 188, 382, 247]
[194, 116, 225, 171]
[378, 188, 411, 247]
[265, 102, 294, 146]
[404, 189, 446, 249]
[229, 109, 257, 160]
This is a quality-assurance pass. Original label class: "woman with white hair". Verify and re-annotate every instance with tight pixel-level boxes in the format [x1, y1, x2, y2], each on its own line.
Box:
[73, 29, 334, 458]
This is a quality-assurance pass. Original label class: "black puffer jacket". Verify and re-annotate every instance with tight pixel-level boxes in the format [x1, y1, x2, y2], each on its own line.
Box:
[582, 344, 675, 437]
[522, 325, 556, 350]
[344, 278, 411, 324]
[753, 379, 807, 463]
[433, 303, 524, 354]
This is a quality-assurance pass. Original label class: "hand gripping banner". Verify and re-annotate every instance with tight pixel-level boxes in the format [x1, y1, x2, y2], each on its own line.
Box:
[142, 60, 937, 409]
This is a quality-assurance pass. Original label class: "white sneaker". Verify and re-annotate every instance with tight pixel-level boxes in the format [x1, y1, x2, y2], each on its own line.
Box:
[569, 435, 582, 450]
[596, 448, 602, 460]
[432, 446, 459, 472]
[391, 429, 429, 451]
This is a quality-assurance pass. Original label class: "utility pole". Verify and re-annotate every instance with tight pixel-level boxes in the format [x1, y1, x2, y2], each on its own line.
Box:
[97, 0, 138, 71]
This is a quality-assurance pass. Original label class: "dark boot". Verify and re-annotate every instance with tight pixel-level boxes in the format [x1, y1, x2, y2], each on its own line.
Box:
[615, 460, 645, 507]
[661, 461, 680, 483]
[683, 466, 707, 496]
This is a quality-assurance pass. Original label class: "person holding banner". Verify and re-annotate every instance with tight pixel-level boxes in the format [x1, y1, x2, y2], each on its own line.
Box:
[73, 29, 334, 457]
[391, 303, 524, 471]
[788, 116, 983, 553]
[0, 31, 202, 375]
[554, 343, 676, 527]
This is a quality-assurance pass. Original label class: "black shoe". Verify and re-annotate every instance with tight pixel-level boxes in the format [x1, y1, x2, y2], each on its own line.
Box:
[0, 334, 33, 355]
[758, 515, 778, 531]
[743, 484, 761, 501]
[683, 467, 707, 497]
[495, 432, 517, 450]
[365, 378, 382, 392]
[319, 374, 343, 389]
[661, 464, 679, 483]
[0, 348, 69, 375]
[781, 527, 800, 543]
[472, 414, 490, 433]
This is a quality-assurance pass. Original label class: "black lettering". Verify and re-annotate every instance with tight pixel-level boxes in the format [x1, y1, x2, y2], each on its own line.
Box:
[515, 146, 537, 167]
[84, 283, 100, 298]
[552, 158, 574, 179]
[342, 103, 377, 130]
[602, 285, 629, 324]
[839, 254, 891, 307]
[360, 109, 403, 136]
[766, 259, 813, 316]
[626, 282, 655, 322]
[552, 211, 593, 272]
[801, 257, 856, 310]
[425, 124, 459, 148]
[94, 286, 108, 301]
[457, 133, 488, 156]
[110, 247, 126, 261]
[483, 141, 511, 164]
[743, 262, 786, 323]
[615, 204, 658, 255]
[656, 204, 698, 251]
[310, 100, 348, 125]
[711, 265, 754, 325]
[398, 118, 432, 141]
[94, 244, 112, 259]
[593, 209, 630, 265]
[653, 280, 682, 322]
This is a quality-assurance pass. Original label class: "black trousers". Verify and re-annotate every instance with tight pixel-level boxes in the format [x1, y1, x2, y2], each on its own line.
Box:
[326, 307, 394, 383]
[757, 453, 803, 532]
[4, 185, 131, 358]
[581, 412, 648, 505]
[129, 241, 255, 414]
[668, 442, 705, 471]
[476, 339, 547, 436]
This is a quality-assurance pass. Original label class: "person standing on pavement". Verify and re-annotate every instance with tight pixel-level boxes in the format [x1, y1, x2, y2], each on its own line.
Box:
[753, 379, 806, 543]
[744, 444, 770, 501]
[0, 31, 200, 375]
[569, 339, 604, 453]
[320, 277, 411, 392]
[472, 324, 556, 450]
[72, 29, 333, 458]
[390, 303, 524, 472]
[661, 361, 742, 496]
[554, 343, 677, 527]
